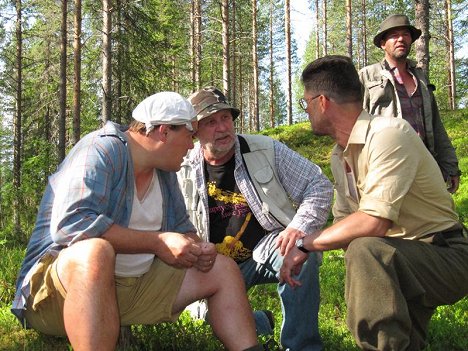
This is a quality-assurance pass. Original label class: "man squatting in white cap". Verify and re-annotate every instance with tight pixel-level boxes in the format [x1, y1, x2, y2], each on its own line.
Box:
[11, 92, 264, 351]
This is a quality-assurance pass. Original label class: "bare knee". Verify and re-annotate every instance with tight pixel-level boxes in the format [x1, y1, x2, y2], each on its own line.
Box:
[187, 254, 244, 296]
[209, 254, 245, 288]
[57, 238, 116, 288]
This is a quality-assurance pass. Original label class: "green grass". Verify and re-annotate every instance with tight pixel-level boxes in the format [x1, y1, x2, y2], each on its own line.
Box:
[0, 109, 467, 350]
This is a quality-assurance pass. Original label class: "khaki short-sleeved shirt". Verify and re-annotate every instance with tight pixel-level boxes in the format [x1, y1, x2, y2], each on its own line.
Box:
[331, 111, 459, 240]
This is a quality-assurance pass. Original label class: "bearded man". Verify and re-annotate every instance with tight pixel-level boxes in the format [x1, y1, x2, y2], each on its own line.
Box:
[359, 14, 460, 193]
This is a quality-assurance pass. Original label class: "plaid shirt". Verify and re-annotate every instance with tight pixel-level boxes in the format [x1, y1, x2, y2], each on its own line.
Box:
[183, 136, 333, 263]
[12, 121, 195, 324]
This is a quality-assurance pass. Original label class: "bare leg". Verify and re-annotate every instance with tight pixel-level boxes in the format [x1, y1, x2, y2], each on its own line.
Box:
[172, 254, 259, 351]
[56, 238, 120, 351]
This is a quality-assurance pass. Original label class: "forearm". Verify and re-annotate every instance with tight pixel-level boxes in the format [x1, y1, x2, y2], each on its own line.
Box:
[185, 231, 202, 242]
[101, 224, 202, 269]
[101, 224, 188, 254]
[304, 211, 392, 251]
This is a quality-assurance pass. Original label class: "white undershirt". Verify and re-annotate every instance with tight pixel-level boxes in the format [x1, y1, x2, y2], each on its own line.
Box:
[114, 170, 163, 277]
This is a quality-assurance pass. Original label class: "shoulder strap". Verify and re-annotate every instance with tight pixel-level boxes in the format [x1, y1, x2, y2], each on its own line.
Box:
[238, 135, 251, 154]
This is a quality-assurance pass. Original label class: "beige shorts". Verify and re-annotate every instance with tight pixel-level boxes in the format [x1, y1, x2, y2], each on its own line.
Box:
[24, 251, 186, 336]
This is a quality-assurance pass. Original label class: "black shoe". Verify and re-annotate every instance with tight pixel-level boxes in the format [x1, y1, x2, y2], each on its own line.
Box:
[261, 310, 275, 331]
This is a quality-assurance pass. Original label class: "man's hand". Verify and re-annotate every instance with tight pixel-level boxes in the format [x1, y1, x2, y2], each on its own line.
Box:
[447, 175, 460, 193]
[275, 227, 306, 256]
[193, 242, 217, 272]
[154, 232, 202, 269]
[279, 247, 308, 288]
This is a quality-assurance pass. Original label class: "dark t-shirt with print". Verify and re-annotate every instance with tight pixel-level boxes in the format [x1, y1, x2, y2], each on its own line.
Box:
[205, 155, 266, 263]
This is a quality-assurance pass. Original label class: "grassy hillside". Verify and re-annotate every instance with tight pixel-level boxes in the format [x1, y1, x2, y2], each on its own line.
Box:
[0, 109, 467, 350]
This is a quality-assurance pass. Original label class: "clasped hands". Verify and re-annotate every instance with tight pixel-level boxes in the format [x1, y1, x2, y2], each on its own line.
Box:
[155, 232, 217, 272]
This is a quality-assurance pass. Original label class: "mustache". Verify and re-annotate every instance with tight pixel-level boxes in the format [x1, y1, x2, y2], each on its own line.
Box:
[214, 132, 232, 140]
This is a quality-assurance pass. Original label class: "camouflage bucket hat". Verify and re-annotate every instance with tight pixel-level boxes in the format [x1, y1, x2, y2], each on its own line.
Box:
[188, 86, 240, 121]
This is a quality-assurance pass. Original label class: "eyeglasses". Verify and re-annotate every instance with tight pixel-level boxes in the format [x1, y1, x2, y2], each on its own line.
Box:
[299, 95, 321, 111]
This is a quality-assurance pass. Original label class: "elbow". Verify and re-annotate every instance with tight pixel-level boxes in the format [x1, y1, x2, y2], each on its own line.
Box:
[374, 217, 392, 237]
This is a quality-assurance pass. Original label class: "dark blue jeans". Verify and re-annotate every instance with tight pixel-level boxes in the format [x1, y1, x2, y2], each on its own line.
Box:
[239, 246, 323, 351]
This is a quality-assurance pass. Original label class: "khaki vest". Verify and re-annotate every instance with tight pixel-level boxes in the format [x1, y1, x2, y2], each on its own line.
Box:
[238, 134, 297, 227]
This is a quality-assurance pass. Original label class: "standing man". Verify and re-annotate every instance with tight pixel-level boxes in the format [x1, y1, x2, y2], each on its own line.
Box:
[359, 14, 461, 193]
[179, 87, 333, 351]
[12, 92, 263, 351]
[282, 55, 468, 351]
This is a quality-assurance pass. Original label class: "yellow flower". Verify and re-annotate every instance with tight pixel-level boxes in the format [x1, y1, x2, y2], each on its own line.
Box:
[207, 182, 247, 205]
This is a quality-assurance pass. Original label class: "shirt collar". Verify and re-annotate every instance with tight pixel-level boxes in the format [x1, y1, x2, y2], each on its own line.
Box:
[346, 110, 372, 147]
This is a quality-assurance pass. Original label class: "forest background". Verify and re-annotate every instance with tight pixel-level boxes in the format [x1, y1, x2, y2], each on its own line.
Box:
[0, 0, 467, 350]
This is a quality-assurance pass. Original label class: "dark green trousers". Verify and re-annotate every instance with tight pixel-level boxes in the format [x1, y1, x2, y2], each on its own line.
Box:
[344, 236, 468, 351]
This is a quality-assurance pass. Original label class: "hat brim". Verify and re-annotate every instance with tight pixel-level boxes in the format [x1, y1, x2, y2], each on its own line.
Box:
[373, 26, 422, 48]
[197, 102, 240, 121]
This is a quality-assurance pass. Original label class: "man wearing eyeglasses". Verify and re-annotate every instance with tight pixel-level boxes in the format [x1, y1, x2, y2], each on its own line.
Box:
[178, 86, 333, 351]
[282, 55, 468, 351]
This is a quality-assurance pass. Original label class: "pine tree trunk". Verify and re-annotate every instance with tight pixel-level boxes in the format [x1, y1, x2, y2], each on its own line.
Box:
[415, 0, 430, 79]
[58, 0, 67, 162]
[231, 0, 237, 108]
[45, 41, 51, 178]
[315, 0, 320, 59]
[191, 0, 201, 91]
[445, 0, 456, 110]
[239, 54, 245, 133]
[73, 0, 82, 144]
[222, 0, 230, 98]
[252, 0, 259, 131]
[102, 0, 112, 123]
[13, 0, 23, 238]
[285, 0, 292, 125]
[115, 0, 122, 124]
[361, 0, 367, 67]
[346, 0, 352, 59]
[322, 0, 327, 56]
[269, 0, 275, 128]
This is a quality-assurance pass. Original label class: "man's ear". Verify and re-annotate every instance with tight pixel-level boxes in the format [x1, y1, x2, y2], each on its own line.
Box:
[380, 39, 386, 50]
[318, 95, 329, 113]
[158, 125, 169, 142]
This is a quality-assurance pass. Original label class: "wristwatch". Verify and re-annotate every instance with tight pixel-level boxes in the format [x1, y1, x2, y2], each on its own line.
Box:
[295, 238, 309, 253]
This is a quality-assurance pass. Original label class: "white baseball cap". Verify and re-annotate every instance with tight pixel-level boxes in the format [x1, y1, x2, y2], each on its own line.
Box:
[132, 92, 196, 135]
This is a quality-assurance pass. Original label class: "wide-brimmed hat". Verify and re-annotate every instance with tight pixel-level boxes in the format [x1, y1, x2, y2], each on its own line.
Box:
[132, 92, 195, 134]
[188, 86, 240, 121]
[373, 14, 422, 48]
